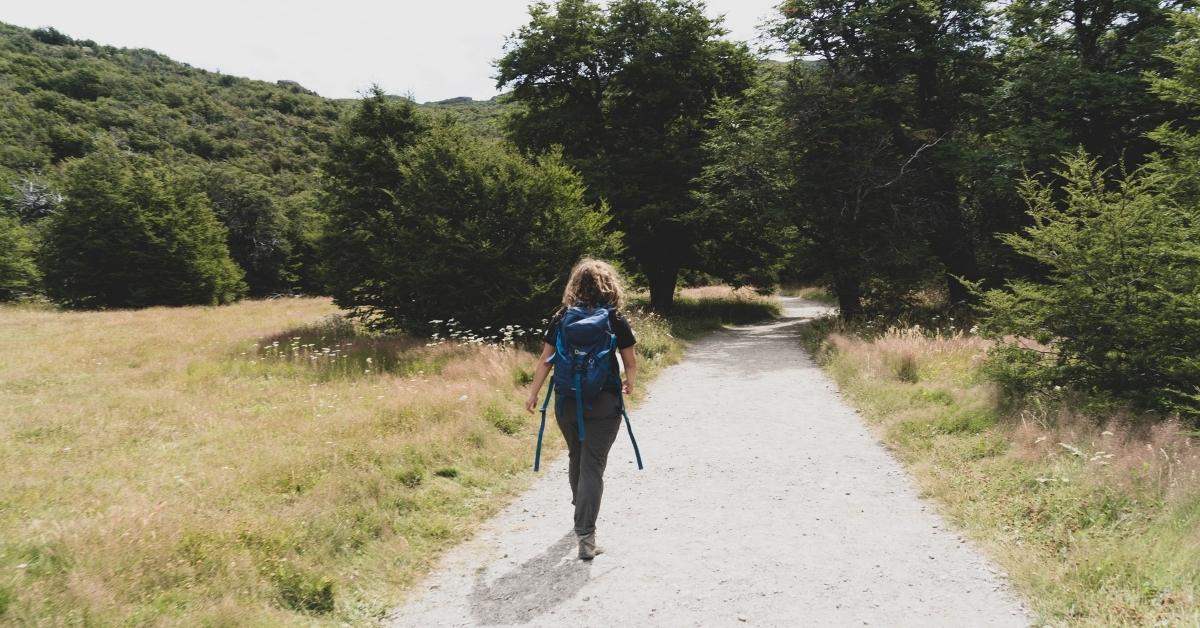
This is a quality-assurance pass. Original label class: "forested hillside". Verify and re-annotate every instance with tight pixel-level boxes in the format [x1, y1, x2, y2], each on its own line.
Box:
[0, 22, 511, 299]
[0, 22, 341, 296]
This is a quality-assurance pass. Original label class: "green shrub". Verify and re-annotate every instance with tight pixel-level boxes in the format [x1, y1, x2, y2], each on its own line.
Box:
[964, 435, 1008, 460]
[0, 212, 39, 300]
[912, 388, 954, 405]
[200, 164, 296, 296]
[269, 564, 334, 615]
[41, 143, 245, 308]
[395, 467, 423, 488]
[320, 91, 619, 334]
[482, 405, 524, 435]
[975, 153, 1200, 415]
[512, 366, 534, 387]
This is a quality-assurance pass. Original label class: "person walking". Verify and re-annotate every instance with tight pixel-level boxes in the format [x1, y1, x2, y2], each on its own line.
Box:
[525, 258, 637, 560]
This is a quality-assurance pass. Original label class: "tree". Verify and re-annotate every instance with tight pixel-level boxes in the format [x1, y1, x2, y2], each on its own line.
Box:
[977, 10, 1200, 415]
[41, 144, 245, 308]
[691, 72, 799, 292]
[776, 60, 941, 318]
[974, 0, 1194, 282]
[1146, 10, 1200, 206]
[773, 0, 996, 306]
[497, 0, 756, 310]
[996, 0, 1191, 171]
[201, 163, 295, 296]
[0, 21, 345, 293]
[319, 88, 427, 313]
[976, 154, 1200, 414]
[0, 212, 39, 300]
[320, 95, 620, 333]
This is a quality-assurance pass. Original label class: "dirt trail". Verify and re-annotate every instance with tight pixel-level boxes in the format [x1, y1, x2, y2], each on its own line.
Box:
[386, 298, 1029, 627]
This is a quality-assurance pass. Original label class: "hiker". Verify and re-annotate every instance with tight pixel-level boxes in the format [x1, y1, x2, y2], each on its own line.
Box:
[524, 258, 638, 560]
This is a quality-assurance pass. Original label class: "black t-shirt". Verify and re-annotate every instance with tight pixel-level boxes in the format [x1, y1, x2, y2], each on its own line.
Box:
[544, 308, 636, 391]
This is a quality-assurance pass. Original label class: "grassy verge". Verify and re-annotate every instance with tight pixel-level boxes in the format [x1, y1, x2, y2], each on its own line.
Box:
[804, 320, 1200, 626]
[777, 284, 836, 304]
[0, 289, 776, 625]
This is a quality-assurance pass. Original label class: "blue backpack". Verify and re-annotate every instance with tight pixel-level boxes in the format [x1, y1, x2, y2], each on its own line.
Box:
[533, 305, 644, 472]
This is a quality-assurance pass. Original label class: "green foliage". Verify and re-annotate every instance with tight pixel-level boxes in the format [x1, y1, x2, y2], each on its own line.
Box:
[497, 0, 757, 309]
[268, 563, 335, 614]
[200, 163, 313, 296]
[775, 0, 993, 308]
[0, 212, 40, 300]
[395, 468, 424, 489]
[774, 60, 941, 318]
[691, 75, 799, 289]
[976, 153, 1200, 414]
[1147, 11, 1200, 209]
[41, 143, 246, 308]
[433, 467, 459, 479]
[978, 14, 1200, 416]
[994, 0, 1186, 170]
[418, 96, 510, 140]
[1149, 12, 1200, 107]
[0, 22, 340, 177]
[483, 405, 525, 435]
[0, 21, 343, 303]
[971, 0, 1191, 285]
[321, 92, 620, 334]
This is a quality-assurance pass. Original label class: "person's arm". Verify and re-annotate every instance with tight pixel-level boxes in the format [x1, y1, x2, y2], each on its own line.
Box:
[619, 346, 637, 395]
[524, 342, 555, 413]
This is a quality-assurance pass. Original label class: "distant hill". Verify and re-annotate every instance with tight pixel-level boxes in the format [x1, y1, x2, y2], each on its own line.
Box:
[0, 23, 343, 190]
[418, 95, 510, 140]
[0, 23, 515, 189]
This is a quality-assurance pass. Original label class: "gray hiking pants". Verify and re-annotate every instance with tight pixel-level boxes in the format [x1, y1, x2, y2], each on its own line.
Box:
[555, 391, 622, 538]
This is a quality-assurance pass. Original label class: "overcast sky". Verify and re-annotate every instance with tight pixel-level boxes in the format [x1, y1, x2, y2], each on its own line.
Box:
[2, 0, 783, 102]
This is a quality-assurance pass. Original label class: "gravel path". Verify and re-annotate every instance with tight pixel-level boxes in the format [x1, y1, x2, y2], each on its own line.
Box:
[386, 298, 1030, 627]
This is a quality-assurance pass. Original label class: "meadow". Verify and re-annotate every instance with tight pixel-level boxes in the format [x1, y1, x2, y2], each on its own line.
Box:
[804, 319, 1200, 626]
[0, 289, 777, 625]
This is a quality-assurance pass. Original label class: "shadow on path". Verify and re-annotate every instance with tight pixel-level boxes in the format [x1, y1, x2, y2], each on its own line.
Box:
[469, 532, 591, 625]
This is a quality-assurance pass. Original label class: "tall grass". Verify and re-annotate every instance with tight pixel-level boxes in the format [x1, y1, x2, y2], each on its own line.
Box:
[811, 322, 1200, 626]
[0, 289, 776, 625]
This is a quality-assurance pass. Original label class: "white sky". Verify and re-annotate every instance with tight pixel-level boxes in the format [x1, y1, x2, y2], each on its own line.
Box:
[1, 0, 783, 102]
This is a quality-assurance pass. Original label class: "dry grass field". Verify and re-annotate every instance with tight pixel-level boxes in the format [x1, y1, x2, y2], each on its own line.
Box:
[808, 322, 1200, 626]
[0, 289, 776, 625]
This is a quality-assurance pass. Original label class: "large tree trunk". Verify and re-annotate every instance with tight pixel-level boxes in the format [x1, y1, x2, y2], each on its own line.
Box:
[833, 271, 862, 320]
[647, 264, 679, 313]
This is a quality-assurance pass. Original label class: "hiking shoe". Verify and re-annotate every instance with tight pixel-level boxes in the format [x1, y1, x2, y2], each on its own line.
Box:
[578, 533, 603, 560]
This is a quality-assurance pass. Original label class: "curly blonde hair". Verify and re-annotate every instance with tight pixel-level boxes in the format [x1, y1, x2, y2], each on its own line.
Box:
[561, 258, 626, 310]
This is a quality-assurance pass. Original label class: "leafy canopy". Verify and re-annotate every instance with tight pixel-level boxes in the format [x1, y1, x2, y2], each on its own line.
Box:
[975, 154, 1200, 414]
[497, 0, 756, 310]
[320, 92, 620, 334]
[41, 143, 245, 308]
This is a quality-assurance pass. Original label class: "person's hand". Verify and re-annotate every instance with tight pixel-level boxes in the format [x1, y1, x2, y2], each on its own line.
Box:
[525, 390, 539, 414]
[622, 380, 634, 395]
